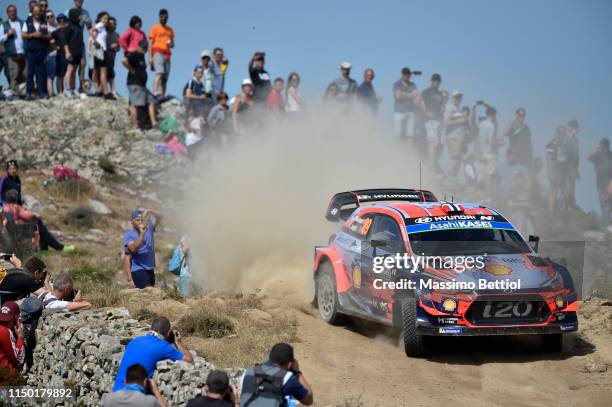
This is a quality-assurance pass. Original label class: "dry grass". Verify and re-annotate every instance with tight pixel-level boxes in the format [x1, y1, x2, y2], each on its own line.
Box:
[46, 178, 94, 202]
[176, 308, 235, 338]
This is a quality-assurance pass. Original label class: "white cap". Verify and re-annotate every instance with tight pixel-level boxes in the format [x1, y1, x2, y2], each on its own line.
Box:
[200, 50, 211, 58]
[451, 90, 463, 97]
[242, 78, 253, 86]
[339, 62, 352, 70]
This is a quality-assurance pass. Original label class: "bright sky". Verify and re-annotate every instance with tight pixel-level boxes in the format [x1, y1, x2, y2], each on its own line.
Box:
[4, 0, 612, 213]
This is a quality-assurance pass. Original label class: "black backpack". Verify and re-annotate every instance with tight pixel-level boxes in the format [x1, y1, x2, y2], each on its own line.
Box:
[240, 364, 287, 407]
[20, 296, 43, 372]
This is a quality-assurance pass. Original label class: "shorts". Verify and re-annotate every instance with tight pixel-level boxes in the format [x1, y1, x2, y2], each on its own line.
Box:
[132, 269, 155, 289]
[128, 84, 155, 107]
[67, 53, 82, 66]
[46, 53, 57, 78]
[425, 120, 442, 145]
[153, 53, 170, 79]
[94, 55, 106, 70]
[56, 54, 68, 77]
[394, 111, 416, 139]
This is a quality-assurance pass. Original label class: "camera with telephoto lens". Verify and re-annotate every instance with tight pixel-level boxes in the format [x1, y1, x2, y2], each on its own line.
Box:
[412, 70, 422, 75]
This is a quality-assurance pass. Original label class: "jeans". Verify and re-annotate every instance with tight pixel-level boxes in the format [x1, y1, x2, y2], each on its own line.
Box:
[26, 49, 47, 96]
[7, 54, 26, 93]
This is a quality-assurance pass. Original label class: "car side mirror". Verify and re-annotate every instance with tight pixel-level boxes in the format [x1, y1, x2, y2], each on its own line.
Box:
[528, 235, 540, 253]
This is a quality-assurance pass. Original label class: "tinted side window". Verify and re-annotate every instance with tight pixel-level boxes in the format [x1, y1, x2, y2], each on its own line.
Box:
[369, 215, 404, 252]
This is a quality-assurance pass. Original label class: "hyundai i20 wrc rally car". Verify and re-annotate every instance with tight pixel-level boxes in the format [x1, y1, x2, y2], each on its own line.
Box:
[313, 189, 579, 357]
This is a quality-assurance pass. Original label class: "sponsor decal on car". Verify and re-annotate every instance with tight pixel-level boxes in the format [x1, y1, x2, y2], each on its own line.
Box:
[410, 214, 498, 224]
[439, 327, 462, 334]
[352, 264, 362, 289]
[406, 220, 514, 234]
[484, 264, 513, 276]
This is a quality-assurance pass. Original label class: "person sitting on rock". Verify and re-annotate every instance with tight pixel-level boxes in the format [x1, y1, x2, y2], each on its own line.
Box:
[2, 189, 75, 252]
[0, 255, 50, 302]
[0, 301, 25, 379]
[102, 363, 166, 407]
[37, 272, 91, 311]
[0, 160, 22, 206]
[112, 316, 193, 392]
[187, 370, 238, 407]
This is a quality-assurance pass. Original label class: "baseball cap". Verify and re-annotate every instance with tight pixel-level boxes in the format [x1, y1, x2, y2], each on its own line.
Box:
[451, 90, 463, 97]
[339, 62, 352, 70]
[130, 209, 143, 220]
[206, 370, 229, 394]
[401, 67, 411, 75]
[0, 301, 20, 322]
[242, 78, 253, 86]
[194, 64, 203, 71]
[200, 50, 211, 59]
[431, 73, 441, 81]
[57, 13, 66, 21]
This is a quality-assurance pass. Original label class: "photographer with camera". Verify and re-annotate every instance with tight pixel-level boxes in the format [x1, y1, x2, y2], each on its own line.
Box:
[113, 316, 193, 392]
[0, 255, 50, 302]
[187, 370, 239, 407]
[37, 271, 91, 311]
[240, 342, 313, 407]
[103, 363, 167, 407]
[248, 51, 271, 104]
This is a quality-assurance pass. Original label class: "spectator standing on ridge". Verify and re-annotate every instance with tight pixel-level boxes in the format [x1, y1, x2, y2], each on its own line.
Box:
[248, 51, 271, 105]
[184, 64, 208, 120]
[444, 90, 468, 177]
[51, 13, 69, 96]
[122, 40, 158, 129]
[503, 107, 533, 171]
[473, 103, 501, 191]
[494, 150, 528, 206]
[421, 73, 444, 170]
[588, 138, 612, 226]
[64, 8, 84, 96]
[106, 16, 120, 97]
[102, 363, 166, 407]
[90, 11, 112, 99]
[211, 47, 228, 95]
[393, 67, 419, 145]
[285, 72, 302, 114]
[21, 5, 50, 100]
[207, 92, 231, 147]
[44, 9, 58, 98]
[545, 125, 566, 211]
[240, 343, 314, 406]
[559, 119, 580, 210]
[37, 272, 92, 311]
[123, 208, 161, 289]
[149, 8, 174, 97]
[0, 5, 26, 97]
[0, 160, 22, 205]
[356, 68, 379, 115]
[112, 316, 194, 392]
[187, 370, 238, 407]
[329, 62, 357, 105]
[0, 301, 25, 376]
[267, 77, 285, 113]
[65, 0, 91, 93]
[3, 189, 75, 252]
[231, 79, 254, 135]
[200, 50, 215, 98]
[119, 16, 146, 54]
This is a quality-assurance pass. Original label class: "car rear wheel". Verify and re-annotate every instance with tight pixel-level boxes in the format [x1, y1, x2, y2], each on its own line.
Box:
[315, 263, 344, 325]
[401, 297, 427, 357]
[542, 333, 564, 352]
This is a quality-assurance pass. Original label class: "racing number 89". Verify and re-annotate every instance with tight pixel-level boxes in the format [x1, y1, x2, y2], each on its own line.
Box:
[482, 301, 532, 318]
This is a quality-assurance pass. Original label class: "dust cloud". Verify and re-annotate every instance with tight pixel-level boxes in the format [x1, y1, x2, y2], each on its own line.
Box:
[181, 104, 439, 300]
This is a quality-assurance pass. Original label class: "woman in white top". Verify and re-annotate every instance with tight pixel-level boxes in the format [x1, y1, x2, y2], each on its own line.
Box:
[89, 11, 111, 98]
[285, 72, 303, 114]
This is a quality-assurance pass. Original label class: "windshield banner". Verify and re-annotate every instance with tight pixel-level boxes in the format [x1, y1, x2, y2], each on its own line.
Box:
[406, 220, 515, 234]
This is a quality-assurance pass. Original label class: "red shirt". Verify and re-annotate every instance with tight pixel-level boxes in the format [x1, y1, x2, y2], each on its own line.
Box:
[119, 27, 146, 54]
[0, 325, 24, 372]
[2, 203, 34, 224]
[267, 90, 284, 112]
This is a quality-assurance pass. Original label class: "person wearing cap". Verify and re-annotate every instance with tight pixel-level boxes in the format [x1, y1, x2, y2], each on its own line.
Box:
[51, 13, 70, 96]
[0, 160, 22, 205]
[421, 73, 445, 169]
[123, 208, 162, 289]
[149, 8, 174, 97]
[102, 363, 166, 407]
[248, 51, 271, 104]
[231, 78, 255, 134]
[356, 68, 379, 115]
[184, 64, 208, 119]
[240, 342, 313, 406]
[503, 107, 534, 171]
[588, 138, 612, 226]
[558, 119, 580, 211]
[187, 370, 238, 407]
[0, 301, 25, 374]
[328, 62, 357, 105]
[393, 67, 420, 143]
[122, 39, 158, 129]
[443, 90, 468, 177]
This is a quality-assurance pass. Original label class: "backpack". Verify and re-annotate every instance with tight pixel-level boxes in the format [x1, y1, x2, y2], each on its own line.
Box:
[20, 296, 43, 372]
[240, 364, 288, 407]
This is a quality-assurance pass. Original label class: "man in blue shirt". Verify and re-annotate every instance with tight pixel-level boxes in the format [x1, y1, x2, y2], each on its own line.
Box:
[123, 208, 162, 289]
[113, 316, 194, 392]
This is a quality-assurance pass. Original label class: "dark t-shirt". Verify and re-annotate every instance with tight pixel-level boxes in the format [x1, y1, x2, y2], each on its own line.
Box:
[589, 150, 612, 189]
[51, 27, 70, 55]
[356, 81, 377, 113]
[126, 52, 147, 86]
[249, 66, 271, 103]
[186, 396, 232, 407]
[66, 23, 83, 56]
[421, 86, 444, 120]
[0, 267, 41, 302]
[393, 80, 417, 113]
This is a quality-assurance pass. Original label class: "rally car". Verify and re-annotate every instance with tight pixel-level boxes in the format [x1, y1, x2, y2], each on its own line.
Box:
[313, 188, 578, 357]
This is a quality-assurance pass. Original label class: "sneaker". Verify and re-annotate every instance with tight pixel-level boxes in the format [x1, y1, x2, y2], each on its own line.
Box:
[25, 94, 33, 101]
[104, 93, 116, 100]
[38, 93, 49, 100]
[62, 245, 76, 253]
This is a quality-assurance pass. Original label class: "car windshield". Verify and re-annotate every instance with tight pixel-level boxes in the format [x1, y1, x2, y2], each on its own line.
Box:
[408, 228, 531, 256]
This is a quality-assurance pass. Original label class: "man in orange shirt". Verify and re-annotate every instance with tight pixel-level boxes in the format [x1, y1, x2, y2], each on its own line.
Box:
[149, 8, 174, 97]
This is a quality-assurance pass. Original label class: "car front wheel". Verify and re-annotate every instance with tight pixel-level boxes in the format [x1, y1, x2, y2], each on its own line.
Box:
[401, 297, 427, 357]
[315, 263, 344, 325]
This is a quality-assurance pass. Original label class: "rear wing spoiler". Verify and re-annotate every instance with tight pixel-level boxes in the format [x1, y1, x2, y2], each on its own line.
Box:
[325, 188, 438, 222]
